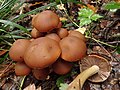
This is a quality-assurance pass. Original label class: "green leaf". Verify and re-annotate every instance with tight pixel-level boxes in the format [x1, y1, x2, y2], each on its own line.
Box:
[0, 53, 8, 64]
[104, 1, 120, 10]
[59, 83, 68, 90]
[91, 14, 103, 21]
[78, 8, 93, 18]
[80, 18, 92, 27]
[56, 74, 70, 87]
[116, 46, 120, 54]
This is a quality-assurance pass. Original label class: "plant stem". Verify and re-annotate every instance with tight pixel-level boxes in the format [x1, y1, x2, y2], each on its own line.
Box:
[86, 36, 116, 48]
[19, 76, 26, 90]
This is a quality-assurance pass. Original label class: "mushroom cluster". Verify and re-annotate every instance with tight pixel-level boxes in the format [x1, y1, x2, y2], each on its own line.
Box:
[9, 10, 87, 80]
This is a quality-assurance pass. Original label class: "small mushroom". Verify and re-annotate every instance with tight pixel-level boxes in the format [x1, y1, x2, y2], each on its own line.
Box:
[52, 58, 72, 75]
[80, 54, 112, 82]
[68, 31, 86, 42]
[56, 21, 62, 28]
[24, 37, 61, 69]
[32, 67, 49, 80]
[31, 28, 44, 38]
[45, 33, 60, 42]
[9, 39, 31, 62]
[60, 36, 87, 62]
[32, 10, 60, 32]
[15, 62, 31, 76]
[57, 28, 68, 39]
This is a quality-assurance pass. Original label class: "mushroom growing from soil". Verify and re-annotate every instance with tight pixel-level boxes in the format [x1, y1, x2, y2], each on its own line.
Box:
[45, 33, 60, 42]
[15, 62, 31, 76]
[68, 31, 86, 42]
[67, 54, 111, 90]
[52, 58, 72, 75]
[60, 36, 87, 62]
[9, 39, 31, 62]
[24, 37, 61, 69]
[32, 10, 60, 32]
[32, 67, 49, 80]
[57, 28, 68, 38]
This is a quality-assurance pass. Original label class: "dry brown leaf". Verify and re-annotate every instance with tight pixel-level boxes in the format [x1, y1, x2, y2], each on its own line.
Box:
[0, 50, 7, 57]
[87, 4, 97, 13]
[0, 62, 14, 78]
[23, 84, 41, 90]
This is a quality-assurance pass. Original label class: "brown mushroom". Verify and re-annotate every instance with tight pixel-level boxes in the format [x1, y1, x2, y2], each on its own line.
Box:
[57, 28, 68, 38]
[24, 37, 61, 69]
[32, 67, 49, 80]
[60, 36, 87, 62]
[15, 62, 31, 76]
[80, 54, 111, 82]
[67, 65, 99, 90]
[45, 33, 60, 42]
[31, 28, 44, 38]
[9, 39, 31, 62]
[52, 58, 72, 75]
[67, 54, 111, 90]
[68, 30, 86, 42]
[56, 21, 62, 28]
[32, 10, 60, 32]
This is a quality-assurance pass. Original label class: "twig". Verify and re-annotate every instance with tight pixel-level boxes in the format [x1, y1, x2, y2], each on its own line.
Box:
[87, 41, 120, 45]
[86, 36, 116, 48]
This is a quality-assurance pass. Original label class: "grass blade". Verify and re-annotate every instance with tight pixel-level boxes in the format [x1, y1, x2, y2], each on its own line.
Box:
[12, 2, 56, 22]
[0, 20, 30, 34]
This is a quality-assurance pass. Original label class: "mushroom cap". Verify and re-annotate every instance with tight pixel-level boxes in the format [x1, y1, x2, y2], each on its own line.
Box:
[32, 68, 49, 80]
[45, 33, 60, 42]
[57, 28, 68, 38]
[24, 37, 61, 69]
[31, 28, 43, 38]
[32, 10, 60, 32]
[9, 39, 31, 62]
[15, 62, 31, 76]
[80, 54, 112, 82]
[68, 31, 86, 42]
[52, 59, 72, 75]
[56, 21, 62, 28]
[60, 36, 87, 62]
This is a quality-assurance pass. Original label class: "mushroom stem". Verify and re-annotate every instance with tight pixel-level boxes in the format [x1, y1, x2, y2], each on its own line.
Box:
[67, 65, 99, 90]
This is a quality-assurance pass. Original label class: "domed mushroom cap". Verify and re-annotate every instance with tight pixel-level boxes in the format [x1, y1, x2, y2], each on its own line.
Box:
[24, 37, 61, 69]
[45, 33, 60, 42]
[32, 68, 49, 80]
[60, 36, 87, 62]
[68, 30, 86, 42]
[52, 59, 72, 75]
[31, 28, 43, 38]
[32, 10, 60, 32]
[80, 54, 112, 82]
[57, 28, 68, 39]
[15, 62, 31, 76]
[9, 39, 31, 62]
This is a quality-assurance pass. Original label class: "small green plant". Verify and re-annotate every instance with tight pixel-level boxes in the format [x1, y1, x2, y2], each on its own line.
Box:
[104, 1, 120, 10]
[78, 8, 103, 27]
